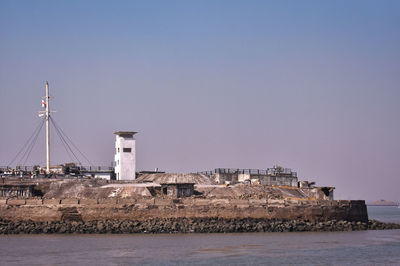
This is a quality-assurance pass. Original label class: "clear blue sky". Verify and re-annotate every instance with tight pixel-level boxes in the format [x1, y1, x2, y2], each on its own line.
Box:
[1, 0, 399, 201]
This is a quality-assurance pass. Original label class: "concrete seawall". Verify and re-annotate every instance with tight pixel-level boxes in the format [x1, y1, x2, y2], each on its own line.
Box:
[0, 198, 368, 223]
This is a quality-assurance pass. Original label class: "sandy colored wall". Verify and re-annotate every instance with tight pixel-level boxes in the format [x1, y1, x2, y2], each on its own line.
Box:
[0, 197, 368, 223]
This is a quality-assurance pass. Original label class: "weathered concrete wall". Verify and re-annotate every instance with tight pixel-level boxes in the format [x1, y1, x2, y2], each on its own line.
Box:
[0, 197, 368, 223]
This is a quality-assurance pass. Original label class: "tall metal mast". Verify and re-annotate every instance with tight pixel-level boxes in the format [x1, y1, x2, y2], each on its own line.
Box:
[45, 81, 50, 172]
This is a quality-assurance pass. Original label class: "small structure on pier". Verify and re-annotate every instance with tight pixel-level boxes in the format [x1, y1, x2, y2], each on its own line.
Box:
[160, 182, 195, 198]
[299, 182, 335, 200]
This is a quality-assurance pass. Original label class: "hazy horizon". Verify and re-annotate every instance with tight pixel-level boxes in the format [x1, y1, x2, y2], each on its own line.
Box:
[1, 1, 399, 202]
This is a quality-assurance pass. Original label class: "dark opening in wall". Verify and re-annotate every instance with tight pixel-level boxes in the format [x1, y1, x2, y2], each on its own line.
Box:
[123, 148, 131, 152]
[321, 187, 330, 197]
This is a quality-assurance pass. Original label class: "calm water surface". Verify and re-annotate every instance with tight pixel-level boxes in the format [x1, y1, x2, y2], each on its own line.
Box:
[0, 206, 399, 265]
[368, 205, 400, 223]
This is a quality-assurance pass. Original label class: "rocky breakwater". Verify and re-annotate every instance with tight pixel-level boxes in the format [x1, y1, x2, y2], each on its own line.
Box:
[1, 218, 400, 234]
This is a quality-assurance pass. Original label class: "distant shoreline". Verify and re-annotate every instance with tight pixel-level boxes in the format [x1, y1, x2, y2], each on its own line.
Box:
[367, 204, 399, 207]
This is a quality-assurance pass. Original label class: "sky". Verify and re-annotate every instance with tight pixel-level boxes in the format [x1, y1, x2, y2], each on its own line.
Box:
[0, 0, 399, 202]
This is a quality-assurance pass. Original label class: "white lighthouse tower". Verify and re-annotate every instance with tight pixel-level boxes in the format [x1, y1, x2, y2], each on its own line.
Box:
[114, 131, 137, 180]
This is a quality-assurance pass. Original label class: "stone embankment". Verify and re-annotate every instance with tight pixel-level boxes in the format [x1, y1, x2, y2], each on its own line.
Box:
[0, 218, 399, 234]
[0, 198, 368, 223]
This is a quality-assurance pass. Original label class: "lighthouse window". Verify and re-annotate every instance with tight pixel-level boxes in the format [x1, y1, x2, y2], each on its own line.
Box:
[123, 148, 131, 152]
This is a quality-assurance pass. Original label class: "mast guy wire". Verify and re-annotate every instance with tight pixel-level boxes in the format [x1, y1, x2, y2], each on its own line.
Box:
[8, 118, 45, 167]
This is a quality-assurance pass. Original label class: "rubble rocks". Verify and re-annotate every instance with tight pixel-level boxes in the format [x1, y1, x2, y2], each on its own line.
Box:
[368, 219, 400, 230]
[0, 218, 399, 234]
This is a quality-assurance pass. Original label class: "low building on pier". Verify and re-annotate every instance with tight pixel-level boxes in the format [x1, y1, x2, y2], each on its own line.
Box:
[136, 173, 214, 198]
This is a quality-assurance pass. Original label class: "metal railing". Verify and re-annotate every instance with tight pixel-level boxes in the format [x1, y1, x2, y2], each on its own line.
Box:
[198, 168, 297, 177]
[0, 166, 36, 171]
[80, 166, 114, 171]
[0, 165, 114, 174]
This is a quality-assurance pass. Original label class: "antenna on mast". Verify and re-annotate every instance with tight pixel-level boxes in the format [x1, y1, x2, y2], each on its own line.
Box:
[45, 81, 50, 172]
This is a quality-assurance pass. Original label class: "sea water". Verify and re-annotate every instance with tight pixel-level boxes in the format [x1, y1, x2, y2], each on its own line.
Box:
[0, 206, 399, 265]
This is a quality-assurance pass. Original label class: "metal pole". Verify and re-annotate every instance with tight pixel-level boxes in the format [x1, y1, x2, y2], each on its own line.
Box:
[45, 82, 50, 172]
